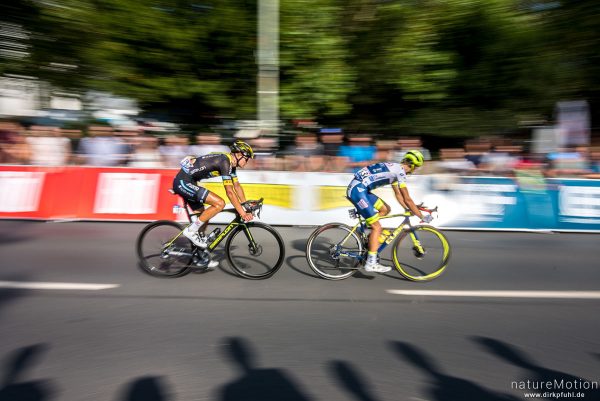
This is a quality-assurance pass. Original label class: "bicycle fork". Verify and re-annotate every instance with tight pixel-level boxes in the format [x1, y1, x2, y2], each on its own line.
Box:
[409, 230, 426, 258]
[241, 225, 262, 256]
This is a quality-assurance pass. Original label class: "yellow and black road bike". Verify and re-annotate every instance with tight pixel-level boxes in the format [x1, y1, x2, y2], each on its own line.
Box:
[306, 204, 451, 281]
[136, 194, 285, 280]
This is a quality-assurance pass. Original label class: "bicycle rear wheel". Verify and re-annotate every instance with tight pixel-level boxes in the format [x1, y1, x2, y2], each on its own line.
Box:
[136, 220, 194, 278]
[305, 223, 363, 280]
[225, 222, 285, 279]
[392, 225, 450, 281]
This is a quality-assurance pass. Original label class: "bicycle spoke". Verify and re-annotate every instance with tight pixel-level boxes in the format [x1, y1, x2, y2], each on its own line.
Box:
[136, 221, 194, 278]
[226, 223, 284, 279]
[306, 224, 362, 280]
[392, 226, 450, 281]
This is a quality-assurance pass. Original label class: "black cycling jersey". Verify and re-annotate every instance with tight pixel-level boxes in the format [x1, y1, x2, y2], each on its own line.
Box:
[178, 153, 237, 183]
[172, 153, 238, 209]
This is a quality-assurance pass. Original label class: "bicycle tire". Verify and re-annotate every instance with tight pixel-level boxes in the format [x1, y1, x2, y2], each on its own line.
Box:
[392, 225, 451, 282]
[225, 222, 285, 279]
[136, 220, 194, 278]
[305, 223, 363, 280]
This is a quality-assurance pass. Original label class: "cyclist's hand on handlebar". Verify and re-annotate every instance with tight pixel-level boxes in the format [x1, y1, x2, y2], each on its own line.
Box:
[421, 214, 434, 224]
[241, 212, 254, 222]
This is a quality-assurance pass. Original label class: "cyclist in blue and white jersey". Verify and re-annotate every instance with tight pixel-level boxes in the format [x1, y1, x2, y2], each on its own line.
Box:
[173, 140, 255, 262]
[346, 150, 433, 273]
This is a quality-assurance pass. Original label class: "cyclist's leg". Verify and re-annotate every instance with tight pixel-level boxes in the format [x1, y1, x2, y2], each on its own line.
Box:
[347, 182, 389, 271]
[174, 184, 222, 266]
[173, 178, 206, 222]
[195, 191, 225, 232]
[347, 182, 381, 239]
[377, 200, 390, 217]
[365, 196, 385, 255]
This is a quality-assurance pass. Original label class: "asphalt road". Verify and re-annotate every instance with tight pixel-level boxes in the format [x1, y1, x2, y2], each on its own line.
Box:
[0, 220, 599, 401]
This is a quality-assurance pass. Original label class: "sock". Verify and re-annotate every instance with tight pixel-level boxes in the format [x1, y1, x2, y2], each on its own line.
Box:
[367, 251, 377, 264]
[188, 219, 203, 233]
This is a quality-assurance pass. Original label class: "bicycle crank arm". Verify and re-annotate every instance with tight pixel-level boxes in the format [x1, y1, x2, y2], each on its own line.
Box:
[165, 250, 194, 257]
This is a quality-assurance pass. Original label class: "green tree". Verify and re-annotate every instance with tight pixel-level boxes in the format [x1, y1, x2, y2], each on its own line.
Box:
[280, 0, 356, 119]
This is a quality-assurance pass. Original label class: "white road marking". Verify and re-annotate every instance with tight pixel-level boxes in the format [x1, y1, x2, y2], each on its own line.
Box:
[386, 290, 600, 299]
[0, 281, 120, 291]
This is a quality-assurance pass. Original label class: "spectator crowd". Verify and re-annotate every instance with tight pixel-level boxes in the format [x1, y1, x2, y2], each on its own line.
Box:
[1, 120, 599, 179]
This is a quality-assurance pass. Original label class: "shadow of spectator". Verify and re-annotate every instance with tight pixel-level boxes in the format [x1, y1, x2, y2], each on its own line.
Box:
[390, 341, 519, 401]
[0, 344, 56, 401]
[328, 360, 382, 401]
[217, 337, 313, 401]
[473, 337, 600, 400]
[116, 376, 171, 401]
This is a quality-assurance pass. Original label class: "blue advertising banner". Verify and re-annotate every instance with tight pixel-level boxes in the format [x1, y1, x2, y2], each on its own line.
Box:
[431, 175, 600, 232]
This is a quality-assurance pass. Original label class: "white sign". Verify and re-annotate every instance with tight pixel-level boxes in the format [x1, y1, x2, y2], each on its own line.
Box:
[94, 173, 160, 214]
[559, 186, 600, 218]
[0, 171, 45, 212]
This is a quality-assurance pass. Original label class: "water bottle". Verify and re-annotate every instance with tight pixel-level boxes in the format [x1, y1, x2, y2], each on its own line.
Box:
[206, 228, 221, 243]
[378, 229, 391, 244]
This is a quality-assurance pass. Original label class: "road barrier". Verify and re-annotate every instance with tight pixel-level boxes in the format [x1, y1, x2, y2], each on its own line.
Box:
[0, 165, 598, 232]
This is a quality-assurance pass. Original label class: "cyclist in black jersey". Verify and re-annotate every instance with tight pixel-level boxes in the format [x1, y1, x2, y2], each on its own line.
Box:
[173, 140, 255, 266]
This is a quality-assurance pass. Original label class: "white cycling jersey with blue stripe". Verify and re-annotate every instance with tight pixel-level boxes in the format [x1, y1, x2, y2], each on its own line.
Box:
[353, 162, 407, 190]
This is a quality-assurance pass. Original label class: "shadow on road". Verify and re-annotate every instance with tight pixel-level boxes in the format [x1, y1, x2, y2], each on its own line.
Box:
[117, 376, 172, 401]
[0, 344, 56, 401]
[217, 337, 314, 401]
[390, 341, 519, 401]
[286, 255, 320, 278]
[328, 360, 383, 401]
[287, 239, 321, 278]
[290, 239, 308, 253]
[473, 337, 600, 400]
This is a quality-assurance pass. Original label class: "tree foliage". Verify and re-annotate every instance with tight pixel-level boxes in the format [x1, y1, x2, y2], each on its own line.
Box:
[1, 0, 598, 133]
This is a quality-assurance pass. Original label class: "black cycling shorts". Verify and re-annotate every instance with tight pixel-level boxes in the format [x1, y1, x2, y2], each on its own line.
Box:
[173, 174, 209, 211]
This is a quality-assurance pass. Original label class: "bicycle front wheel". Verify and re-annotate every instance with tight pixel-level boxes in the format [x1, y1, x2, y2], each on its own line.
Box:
[392, 225, 450, 282]
[305, 223, 363, 280]
[136, 220, 194, 278]
[225, 222, 285, 279]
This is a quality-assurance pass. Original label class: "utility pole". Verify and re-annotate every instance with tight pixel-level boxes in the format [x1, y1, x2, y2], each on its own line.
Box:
[257, 0, 279, 137]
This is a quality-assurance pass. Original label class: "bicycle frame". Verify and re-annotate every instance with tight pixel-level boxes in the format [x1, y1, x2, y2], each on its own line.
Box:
[166, 200, 258, 254]
[337, 211, 425, 263]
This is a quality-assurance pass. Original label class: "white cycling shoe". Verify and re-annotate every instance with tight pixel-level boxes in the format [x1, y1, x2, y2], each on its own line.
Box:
[183, 227, 208, 248]
[364, 261, 392, 273]
[197, 258, 219, 269]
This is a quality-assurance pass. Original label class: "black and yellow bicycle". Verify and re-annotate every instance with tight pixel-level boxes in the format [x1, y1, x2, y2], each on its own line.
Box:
[136, 195, 285, 280]
[305, 204, 451, 281]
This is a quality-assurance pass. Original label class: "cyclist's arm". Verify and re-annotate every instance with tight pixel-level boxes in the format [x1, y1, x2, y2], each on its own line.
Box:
[223, 177, 247, 216]
[393, 183, 425, 220]
[222, 177, 252, 222]
[232, 177, 248, 204]
[392, 183, 409, 210]
[218, 156, 252, 220]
